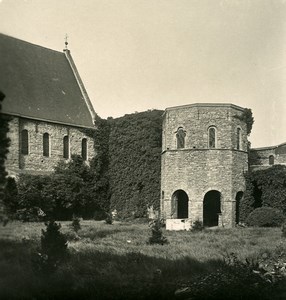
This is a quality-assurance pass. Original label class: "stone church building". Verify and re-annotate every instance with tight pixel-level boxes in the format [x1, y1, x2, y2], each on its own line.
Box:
[1, 34, 285, 228]
[0, 34, 97, 176]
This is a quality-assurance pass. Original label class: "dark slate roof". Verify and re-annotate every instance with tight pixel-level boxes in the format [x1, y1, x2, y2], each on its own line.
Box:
[0, 34, 95, 128]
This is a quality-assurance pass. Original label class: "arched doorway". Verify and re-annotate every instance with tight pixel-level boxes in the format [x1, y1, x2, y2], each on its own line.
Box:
[203, 190, 221, 227]
[172, 190, 189, 219]
[235, 191, 244, 224]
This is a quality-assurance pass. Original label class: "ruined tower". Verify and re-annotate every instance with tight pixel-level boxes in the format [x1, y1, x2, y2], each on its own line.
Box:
[160, 103, 248, 229]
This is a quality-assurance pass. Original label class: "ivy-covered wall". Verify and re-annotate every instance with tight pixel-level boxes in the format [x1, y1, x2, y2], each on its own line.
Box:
[107, 110, 163, 218]
[240, 165, 286, 222]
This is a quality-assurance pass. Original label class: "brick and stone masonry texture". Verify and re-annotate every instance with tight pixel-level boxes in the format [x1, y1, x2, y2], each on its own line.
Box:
[5, 116, 95, 175]
[160, 104, 248, 227]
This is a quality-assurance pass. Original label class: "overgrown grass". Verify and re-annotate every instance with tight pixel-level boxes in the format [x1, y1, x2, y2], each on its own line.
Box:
[0, 221, 285, 299]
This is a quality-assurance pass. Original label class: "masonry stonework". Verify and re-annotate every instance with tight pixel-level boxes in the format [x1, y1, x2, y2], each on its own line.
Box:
[5, 117, 95, 176]
[161, 103, 248, 228]
[249, 143, 286, 170]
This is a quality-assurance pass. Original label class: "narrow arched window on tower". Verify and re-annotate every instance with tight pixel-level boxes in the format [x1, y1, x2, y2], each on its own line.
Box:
[82, 138, 88, 161]
[43, 133, 50, 157]
[208, 127, 216, 148]
[269, 155, 274, 165]
[176, 127, 186, 149]
[236, 127, 241, 150]
[63, 135, 70, 159]
[21, 129, 29, 155]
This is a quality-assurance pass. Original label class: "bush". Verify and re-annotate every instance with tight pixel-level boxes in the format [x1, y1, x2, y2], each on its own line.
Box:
[148, 218, 168, 245]
[94, 210, 107, 220]
[246, 207, 285, 227]
[105, 212, 113, 224]
[33, 220, 68, 273]
[191, 220, 204, 232]
[175, 252, 285, 300]
[71, 215, 81, 232]
[241, 166, 286, 223]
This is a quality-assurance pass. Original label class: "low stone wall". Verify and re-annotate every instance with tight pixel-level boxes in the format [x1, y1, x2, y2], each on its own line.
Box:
[166, 219, 192, 231]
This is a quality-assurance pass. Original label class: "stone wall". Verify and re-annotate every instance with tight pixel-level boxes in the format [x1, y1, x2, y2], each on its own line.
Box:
[5, 116, 95, 175]
[162, 104, 248, 152]
[161, 104, 248, 228]
[250, 143, 286, 170]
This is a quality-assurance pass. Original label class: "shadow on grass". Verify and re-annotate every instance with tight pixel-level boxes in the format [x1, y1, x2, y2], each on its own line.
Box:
[0, 238, 222, 300]
[1, 239, 285, 300]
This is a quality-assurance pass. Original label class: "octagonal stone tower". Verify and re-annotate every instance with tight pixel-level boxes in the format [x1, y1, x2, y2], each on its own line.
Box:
[160, 103, 248, 229]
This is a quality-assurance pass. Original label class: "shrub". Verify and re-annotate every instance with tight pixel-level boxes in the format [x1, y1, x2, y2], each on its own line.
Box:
[2, 176, 18, 218]
[71, 215, 81, 232]
[241, 165, 286, 223]
[148, 218, 168, 245]
[16, 207, 45, 222]
[33, 220, 68, 273]
[175, 252, 286, 300]
[246, 207, 285, 227]
[191, 220, 204, 232]
[94, 210, 107, 220]
[0, 91, 10, 224]
[105, 212, 113, 224]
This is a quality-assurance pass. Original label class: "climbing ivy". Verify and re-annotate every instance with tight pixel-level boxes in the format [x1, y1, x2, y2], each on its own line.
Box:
[235, 108, 254, 135]
[240, 165, 286, 222]
[108, 110, 163, 218]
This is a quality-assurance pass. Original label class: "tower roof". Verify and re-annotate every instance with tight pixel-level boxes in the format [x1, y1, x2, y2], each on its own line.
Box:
[0, 34, 96, 128]
[165, 103, 245, 113]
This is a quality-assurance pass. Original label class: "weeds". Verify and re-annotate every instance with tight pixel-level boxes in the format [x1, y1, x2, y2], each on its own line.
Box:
[0, 221, 285, 299]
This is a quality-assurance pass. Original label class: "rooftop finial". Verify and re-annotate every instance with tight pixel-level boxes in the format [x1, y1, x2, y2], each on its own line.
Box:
[64, 33, 69, 50]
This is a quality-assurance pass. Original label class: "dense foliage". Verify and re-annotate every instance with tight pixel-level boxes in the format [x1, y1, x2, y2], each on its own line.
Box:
[176, 251, 286, 300]
[0, 91, 10, 220]
[235, 108, 254, 135]
[246, 207, 285, 227]
[13, 154, 110, 221]
[240, 165, 286, 222]
[5, 110, 163, 221]
[108, 110, 163, 218]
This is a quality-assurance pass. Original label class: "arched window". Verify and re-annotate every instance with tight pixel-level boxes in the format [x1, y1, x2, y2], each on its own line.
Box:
[208, 127, 216, 148]
[81, 138, 88, 161]
[176, 127, 186, 149]
[269, 155, 274, 165]
[21, 129, 29, 155]
[236, 127, 241, 150]
[63, 135, 70, 159]
[43, 133, 50, 157]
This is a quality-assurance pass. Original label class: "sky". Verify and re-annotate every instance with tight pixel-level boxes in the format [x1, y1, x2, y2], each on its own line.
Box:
[1, 0, 286, 148]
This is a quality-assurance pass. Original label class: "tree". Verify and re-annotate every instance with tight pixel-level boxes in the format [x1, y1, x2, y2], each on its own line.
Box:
[0, 91, 10, 224]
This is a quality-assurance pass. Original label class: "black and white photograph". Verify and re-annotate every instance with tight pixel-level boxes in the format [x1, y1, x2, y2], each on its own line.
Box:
[0, 0, 286, 299]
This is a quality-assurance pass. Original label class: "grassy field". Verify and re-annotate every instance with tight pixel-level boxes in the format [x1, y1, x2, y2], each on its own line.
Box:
[0, 220, 285, 299]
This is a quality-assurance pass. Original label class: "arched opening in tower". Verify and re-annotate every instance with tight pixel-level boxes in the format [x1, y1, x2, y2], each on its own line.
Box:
[203, 190, 221, 227]
[172, 190, 189, 219]
[235, 191, 244, 224]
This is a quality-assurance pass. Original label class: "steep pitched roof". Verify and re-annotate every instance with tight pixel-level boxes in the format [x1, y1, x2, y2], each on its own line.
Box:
[0, 34, 96, 128]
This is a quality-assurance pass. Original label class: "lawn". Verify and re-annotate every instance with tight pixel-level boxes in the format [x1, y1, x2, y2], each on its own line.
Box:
[0, 220, 285, 299]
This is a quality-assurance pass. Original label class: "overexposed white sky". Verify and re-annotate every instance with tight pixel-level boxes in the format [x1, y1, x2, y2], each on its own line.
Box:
[1, 0, 286, 147]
